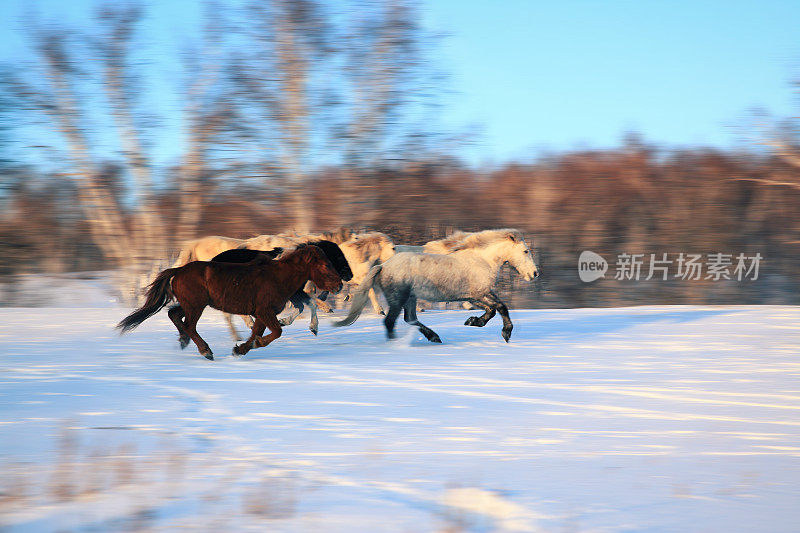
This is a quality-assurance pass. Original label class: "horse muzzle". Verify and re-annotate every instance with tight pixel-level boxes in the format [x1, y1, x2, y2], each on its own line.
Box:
[328, 281, 343, 294]
[522, 270, 540, 282]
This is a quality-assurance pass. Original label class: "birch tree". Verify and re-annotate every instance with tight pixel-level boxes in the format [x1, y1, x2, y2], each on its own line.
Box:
[6, 4, 239, 300]
[229, 0, 440, 231]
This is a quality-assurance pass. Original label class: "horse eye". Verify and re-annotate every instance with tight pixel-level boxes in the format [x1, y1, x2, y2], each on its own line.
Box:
[524, 250, 529, 254]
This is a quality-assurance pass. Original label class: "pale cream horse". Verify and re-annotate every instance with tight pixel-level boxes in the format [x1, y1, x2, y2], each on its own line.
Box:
[172, 235, 301, 267]
[334, 229, 539, 343]
[337, 232, 397, 315]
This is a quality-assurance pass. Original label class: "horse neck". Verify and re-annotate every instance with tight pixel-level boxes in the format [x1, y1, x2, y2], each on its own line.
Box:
[274, 255, 314, 291]
[457, 242, 509, 276]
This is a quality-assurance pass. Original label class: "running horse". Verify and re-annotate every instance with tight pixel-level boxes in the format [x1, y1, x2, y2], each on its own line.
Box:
[117, 246, 343, 360]
[334, 229, 539, 343]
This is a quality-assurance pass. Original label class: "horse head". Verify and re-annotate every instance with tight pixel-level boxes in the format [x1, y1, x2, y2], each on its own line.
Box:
[310, 240, 354, 282]
[452, 229, 539, 281]
[305, 245, 343, 293]
[505, 231, 539, 281]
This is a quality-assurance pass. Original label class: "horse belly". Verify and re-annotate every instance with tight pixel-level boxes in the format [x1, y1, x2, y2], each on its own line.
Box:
[206, 280, 257, 315]
[414, 275, 483, 301]
[411, 282, 456, 302]
[405, 264, 483, 302]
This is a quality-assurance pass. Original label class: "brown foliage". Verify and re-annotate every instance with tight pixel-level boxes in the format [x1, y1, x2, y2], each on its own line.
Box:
[5, 145, 800, 307]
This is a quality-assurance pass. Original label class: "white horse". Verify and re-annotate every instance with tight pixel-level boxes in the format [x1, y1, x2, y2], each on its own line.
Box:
[334, 229, 539, 343]
[395, 231, 481, 310]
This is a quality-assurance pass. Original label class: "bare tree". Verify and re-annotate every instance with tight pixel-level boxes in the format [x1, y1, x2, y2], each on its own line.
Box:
[338, 0, 432, 224]
[228, 0, 441, 231]
[5, 4, 240, 300]
[3, 0, 444, 297]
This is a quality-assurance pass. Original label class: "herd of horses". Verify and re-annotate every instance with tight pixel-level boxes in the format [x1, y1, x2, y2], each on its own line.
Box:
[117, 228, 540, 360]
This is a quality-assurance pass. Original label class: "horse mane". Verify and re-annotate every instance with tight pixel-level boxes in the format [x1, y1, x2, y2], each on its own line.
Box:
[277, 244, 314, 262]
[312, 227, 353, 244]
[450, 229, 525, 251]
[425, 230, 476, 253]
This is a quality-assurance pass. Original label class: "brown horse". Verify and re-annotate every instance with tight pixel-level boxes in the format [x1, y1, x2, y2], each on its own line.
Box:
[117, 246, 343, 360]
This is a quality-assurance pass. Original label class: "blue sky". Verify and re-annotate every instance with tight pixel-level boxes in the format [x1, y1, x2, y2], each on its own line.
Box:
[422, 0, 800, 163]
[2, 0, 799, 166]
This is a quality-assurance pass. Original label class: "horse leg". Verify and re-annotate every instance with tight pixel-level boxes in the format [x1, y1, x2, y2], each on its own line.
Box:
[182, 305, 213, 360]
[464, 299, 496, 327]
[315, 297, 333, 314]
[167, 305, 190, 349]
[368, 288, 385, 315]
[467, 293, 513, 341]
[487, 291, 513, 342]
[281, 297, 321, 336]
[382, 286, 408, 339]
[308, 297, 319, 336]
[233, 316, 267, 357]
[222, 313, 243, 342]
[403, 295, 442, 343]
[302, 280, 332, 312]
[383, 304, 403, 340]
[279, 301, 302, 327]
[254, 312, 283, 348]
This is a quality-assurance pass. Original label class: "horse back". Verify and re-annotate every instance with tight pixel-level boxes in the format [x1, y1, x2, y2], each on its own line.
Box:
[382, 252, 493, 300]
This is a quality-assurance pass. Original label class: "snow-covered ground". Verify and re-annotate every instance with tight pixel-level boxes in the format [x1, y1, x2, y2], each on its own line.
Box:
[1, 292, 799, 531]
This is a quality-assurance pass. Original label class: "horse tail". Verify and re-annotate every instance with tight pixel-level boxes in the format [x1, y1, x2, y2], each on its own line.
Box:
[116, 267, 179, 333]
[333, 263, 382, 327]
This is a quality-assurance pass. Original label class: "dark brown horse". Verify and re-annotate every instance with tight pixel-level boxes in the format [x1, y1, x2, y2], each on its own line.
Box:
[117, 246, 343, 360]
[210, 240, 353, 336]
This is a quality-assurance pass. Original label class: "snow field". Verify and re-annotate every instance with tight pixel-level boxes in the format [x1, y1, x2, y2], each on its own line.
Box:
[1, 304, 799, 531]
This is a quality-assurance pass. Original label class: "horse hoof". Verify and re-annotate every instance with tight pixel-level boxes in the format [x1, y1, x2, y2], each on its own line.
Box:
[201, 350, 214, 361]
[310, 327, 318, 336]
[464, 316, 482, 327]
[502, 329, 512, 343]
[430, 335, 442, 343]
[278, 318, 289, 326]
[179, 336, 190, 349]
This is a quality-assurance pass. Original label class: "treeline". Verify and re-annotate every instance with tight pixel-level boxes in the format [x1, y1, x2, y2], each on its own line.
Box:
[2, 142, 799, 307]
